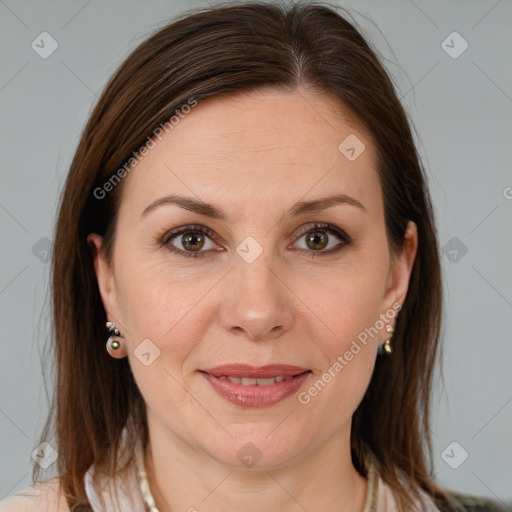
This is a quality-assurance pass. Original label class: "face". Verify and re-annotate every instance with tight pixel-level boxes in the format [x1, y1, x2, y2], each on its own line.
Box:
[88, 88, 417, 469]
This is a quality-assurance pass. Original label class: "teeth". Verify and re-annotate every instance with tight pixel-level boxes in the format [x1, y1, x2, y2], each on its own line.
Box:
[222, 375, 294, 385]
[255, 377, 276, 386]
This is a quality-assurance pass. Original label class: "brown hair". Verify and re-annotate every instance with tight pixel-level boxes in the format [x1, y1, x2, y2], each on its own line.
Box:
[34, 1, 451, 510]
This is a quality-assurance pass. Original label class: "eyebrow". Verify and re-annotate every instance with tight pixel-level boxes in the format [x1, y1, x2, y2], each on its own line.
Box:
[140, 193, 367, 220]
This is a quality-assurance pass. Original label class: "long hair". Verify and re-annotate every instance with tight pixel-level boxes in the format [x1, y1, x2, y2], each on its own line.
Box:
[34, 2, 450, 510]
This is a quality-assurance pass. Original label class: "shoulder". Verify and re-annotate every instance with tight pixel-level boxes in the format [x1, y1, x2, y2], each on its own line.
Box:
[0, 478, 70, 512]
[440, 490, 511, 512]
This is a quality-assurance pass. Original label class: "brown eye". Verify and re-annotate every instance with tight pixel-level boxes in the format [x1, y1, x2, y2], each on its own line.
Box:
[292, 223, 352, 257]
[305, 231, 329, 251]
[163, 225, 219, 258]
[161, 223, 351, 259]
[179, 231, 206, 252]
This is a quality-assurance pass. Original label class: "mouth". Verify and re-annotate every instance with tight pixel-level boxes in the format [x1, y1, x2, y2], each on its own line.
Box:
[199, 364, 312, 407]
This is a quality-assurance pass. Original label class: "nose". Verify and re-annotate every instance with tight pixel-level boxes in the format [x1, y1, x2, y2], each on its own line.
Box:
[219, 254, 294, 341]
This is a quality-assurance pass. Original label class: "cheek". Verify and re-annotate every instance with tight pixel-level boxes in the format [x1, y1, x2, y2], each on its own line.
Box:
[293, 263, 386, 406]
[297, 260, 388, 345]
[120, 272, 203, 411]
[115, 249, 209, 331]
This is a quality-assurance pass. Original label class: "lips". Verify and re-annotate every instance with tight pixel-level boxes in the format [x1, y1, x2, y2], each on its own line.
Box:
[200, 364, 312, 407]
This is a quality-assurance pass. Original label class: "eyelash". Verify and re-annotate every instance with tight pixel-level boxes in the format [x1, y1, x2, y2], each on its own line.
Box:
[159, 223, 352, 259]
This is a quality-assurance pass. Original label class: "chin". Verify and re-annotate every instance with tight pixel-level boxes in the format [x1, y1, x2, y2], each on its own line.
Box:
[200, 428, 311, 471]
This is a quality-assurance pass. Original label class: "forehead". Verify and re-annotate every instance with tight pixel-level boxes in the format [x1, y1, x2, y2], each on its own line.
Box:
[119, 88, 381, 220]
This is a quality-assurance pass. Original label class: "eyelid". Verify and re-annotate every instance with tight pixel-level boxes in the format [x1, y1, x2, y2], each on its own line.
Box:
[160, 222, 351, 257]
[292, 222, 351, 243]
[289, 222, 352, 256]
[161, 224, 219, 245]
[160, 224, 223, 259]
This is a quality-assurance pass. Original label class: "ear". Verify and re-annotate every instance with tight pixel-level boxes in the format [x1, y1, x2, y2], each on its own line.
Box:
[381, 220, 418, 317]
[87, 233, 122, 325]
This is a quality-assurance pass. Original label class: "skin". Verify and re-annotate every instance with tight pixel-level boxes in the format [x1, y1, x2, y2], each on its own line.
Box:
[88, 87, 417, 512]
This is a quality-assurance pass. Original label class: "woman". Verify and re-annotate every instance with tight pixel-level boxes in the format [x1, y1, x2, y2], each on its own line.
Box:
[0, 2, 508, 511]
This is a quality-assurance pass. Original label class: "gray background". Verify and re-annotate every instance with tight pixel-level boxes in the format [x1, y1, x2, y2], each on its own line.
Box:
[1, 0, 511, 505]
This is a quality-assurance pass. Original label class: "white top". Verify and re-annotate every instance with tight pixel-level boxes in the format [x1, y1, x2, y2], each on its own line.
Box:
[0, 422, 442, 512]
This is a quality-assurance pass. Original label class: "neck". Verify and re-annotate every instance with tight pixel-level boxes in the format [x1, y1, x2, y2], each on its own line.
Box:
[143, 417, 369, 512]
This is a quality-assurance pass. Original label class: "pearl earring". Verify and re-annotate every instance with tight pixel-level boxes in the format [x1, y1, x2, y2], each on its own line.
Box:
[382, 324, 394, 354]
[106, 321, 124, 352]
